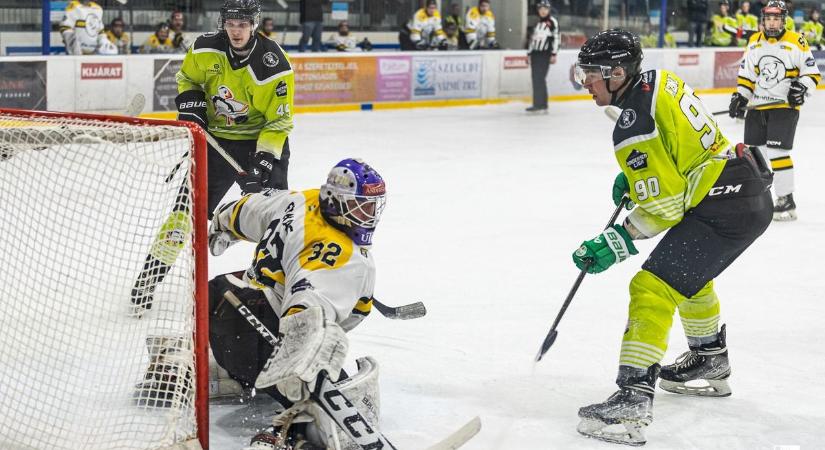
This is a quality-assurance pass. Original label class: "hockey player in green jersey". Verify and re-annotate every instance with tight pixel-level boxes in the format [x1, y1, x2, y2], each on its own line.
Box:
[130, 0, 294, 313]
[570, 29, 773, 446]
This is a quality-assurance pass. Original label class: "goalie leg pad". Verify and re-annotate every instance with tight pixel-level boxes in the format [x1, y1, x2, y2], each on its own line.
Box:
[255, 306, 348, 402]
[308, 356, 381, 450]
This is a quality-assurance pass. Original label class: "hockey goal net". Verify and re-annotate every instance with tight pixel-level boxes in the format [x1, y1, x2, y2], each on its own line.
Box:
[0, 109, 209, 450]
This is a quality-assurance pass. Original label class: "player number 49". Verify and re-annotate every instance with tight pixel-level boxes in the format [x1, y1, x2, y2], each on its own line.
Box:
[276, 103, 291, 116]
[634, 177, 660, 201]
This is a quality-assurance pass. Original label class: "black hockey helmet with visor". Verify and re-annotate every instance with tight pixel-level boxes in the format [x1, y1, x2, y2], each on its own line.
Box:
[576, 29, 642, 104]
[761, 1, 788, 38]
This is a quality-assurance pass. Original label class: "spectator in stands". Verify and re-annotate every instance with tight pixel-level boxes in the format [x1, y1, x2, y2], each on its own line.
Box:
[169, 11, 191, 52]
[526, 0, 559, 114]
[139, 22, 176, 54]
[299, 0, 326, 52]
[443, 21, 460, 50]
[59, 0, 108, 55]
[686, 0, 708, 47]
[105, 17, 130, 54]
[736, 1, 759, 43]
[408, 0, 447, 50]
[709, 0, 739, 46]
[785, 0, 796, 32]
[802, 8, 823, 50]
[258, 17, 277, 40]
[444, 2, 468, 49]
[326, 20, 372, 51]
[465, 0, 498, 49]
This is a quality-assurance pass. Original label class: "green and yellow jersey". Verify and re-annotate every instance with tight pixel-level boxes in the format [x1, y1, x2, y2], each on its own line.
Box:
[613, 70, 731, 238]
[213, 189, 374, 330]
[710, 13, 739, 46]
[801, 19, 823, 48]
[177, 32, 294, 158]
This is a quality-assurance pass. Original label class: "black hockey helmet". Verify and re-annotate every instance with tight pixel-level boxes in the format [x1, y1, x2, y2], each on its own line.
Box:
[219, 0, 262, 30]
[536, 0, 551, 8]
[762, 0, 788, 38]
[576, 29, 643, 80]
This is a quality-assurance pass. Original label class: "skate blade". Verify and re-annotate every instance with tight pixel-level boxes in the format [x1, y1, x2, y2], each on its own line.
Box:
[659, 378, 732, 397]
[577, 418, 647, 446]
[772, 210, 797, 221]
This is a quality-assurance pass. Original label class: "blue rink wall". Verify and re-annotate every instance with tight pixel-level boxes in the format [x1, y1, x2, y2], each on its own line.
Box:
[1, 48, 824, 116]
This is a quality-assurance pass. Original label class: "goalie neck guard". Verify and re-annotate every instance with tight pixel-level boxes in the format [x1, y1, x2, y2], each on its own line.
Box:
[320, 159, 386, 247]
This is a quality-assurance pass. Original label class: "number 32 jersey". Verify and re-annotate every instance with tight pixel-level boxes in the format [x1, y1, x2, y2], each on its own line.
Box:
[213, 189, 375, 330]
[614, 70, 731, 237]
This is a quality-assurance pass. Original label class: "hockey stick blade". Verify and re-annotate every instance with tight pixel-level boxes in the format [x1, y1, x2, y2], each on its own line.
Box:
[373, 299, 427, 320]
[425, 416, 482, 450]
[604, 106, 621, 122]
[125, 93, 146, 117]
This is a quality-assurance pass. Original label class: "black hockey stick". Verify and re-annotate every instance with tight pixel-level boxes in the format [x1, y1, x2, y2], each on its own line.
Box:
[373, 298, 427, 320]
[711, 99, 785, 116]
[535, 197, 629, 362]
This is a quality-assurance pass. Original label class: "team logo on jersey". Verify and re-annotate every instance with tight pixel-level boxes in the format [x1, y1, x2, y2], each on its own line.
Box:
[805, 57, 815, 67]
[665, 76, 679, 97]
[263, 52, 280, 68]
[626, 149, 648, 170]
[211, 85, 250, 126]
[82, 13, 103, 37]
[275, 80, 288, 97]
[618, 109, 637, 129]
[756, 55, 785, 90]
[207, 63, 221, 74]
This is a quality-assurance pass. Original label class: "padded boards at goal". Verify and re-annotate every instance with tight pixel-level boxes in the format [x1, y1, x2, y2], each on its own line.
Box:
[0, 109, 209, 450]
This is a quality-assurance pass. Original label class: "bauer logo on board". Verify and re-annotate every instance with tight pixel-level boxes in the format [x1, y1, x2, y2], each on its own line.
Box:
[80, 63, 123, 80]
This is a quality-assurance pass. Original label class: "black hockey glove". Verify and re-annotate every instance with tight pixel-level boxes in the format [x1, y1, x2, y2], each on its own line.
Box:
[415, 39, 430, 50]
[728, 92, 747, 119]
[238, 151, 275, 194]
[175, 90, 208, 129]
[788, 80, 807, 107]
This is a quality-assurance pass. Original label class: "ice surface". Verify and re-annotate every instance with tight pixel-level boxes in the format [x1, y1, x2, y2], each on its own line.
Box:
[209, 93, 825, 449]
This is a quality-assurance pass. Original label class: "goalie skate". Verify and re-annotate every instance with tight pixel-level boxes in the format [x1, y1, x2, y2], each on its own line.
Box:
[772, 194, 797, 221]
[659, 325, 731, 397]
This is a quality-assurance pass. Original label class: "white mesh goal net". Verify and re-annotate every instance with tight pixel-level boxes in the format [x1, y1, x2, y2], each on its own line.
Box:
[0, 111, 207, 450]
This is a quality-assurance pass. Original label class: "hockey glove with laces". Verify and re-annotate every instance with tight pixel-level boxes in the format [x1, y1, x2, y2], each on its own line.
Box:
[728, 93, 747, 119]
[572, 225, 638, 274]
[612, 173, 636, 210]
[788, 80, 807, 107]
[238, 151, 276, 194]
[175, 90, 208, 129]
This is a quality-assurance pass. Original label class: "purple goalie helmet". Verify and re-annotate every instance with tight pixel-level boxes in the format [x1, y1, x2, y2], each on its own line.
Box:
[320, 158, 386, 246]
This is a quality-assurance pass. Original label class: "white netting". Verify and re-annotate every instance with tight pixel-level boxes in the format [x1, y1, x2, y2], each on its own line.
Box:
[0, 112, 202, 450]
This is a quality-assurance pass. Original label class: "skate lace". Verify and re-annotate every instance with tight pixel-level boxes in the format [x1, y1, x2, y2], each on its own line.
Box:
[672, 350, 699, 370]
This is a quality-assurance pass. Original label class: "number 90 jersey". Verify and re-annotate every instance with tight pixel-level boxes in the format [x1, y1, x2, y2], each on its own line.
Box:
[214, 188, 375, 330]
[614, 70, 731, 238]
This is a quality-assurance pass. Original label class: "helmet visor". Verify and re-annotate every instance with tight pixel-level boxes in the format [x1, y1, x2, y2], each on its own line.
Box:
[574, 63, 614, 86]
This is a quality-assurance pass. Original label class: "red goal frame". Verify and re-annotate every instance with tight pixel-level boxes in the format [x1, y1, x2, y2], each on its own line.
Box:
[0, 108, 210, 449]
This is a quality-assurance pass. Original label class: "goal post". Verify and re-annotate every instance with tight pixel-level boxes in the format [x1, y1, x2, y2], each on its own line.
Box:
[0, 108, 210, 450]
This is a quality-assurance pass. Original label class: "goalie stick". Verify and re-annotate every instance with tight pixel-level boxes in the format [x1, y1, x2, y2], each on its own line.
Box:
[222, 290, 481, 450]
[373, 298, 427, 320]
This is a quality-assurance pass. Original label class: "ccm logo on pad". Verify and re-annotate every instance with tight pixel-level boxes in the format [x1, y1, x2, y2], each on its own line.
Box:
[708, 184, 742, 196]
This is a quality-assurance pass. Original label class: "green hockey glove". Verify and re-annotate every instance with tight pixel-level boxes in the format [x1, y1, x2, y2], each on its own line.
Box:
[572, 225, 638, 274]
[612, 172, 635, 210]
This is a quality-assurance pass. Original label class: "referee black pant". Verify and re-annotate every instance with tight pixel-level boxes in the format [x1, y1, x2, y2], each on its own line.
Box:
[530, 52, 552, 109]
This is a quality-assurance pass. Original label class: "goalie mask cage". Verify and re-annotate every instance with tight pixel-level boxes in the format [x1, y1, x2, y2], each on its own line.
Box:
[0, 109, 209, 450]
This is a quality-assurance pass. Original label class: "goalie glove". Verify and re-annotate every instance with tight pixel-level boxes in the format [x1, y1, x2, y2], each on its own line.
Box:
[255, 306, 348, 402]
[238, 151, 276, 194]
[175, 90, 208, 129]
[572, 225, 638, 274]
[788, 80, 807, 107]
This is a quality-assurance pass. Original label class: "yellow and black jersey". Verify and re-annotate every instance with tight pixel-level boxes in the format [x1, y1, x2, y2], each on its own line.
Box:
[139, 34, 175, 54]
[737, 30, 821, 110]
[59, 1, 104, 54]
[213, 189, 375, 330]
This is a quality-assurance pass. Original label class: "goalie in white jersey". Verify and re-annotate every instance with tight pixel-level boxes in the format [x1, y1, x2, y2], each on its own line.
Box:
[730, 0, 821, 220]
[210, 158, 385, 449]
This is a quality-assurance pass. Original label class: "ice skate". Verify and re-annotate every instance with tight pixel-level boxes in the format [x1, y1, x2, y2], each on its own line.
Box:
[773, 194, 797, 221]
[243, 405, 324, 450]
[525, 105, 548, 114]
[577, 365, 658, 446]
[659, 324, 731, 397]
